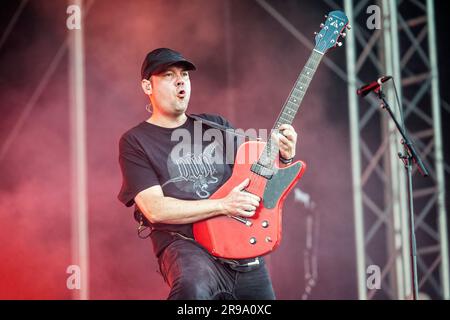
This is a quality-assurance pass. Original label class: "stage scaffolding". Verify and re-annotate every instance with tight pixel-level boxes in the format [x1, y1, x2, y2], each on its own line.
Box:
[343, 0, 449, 299]
[256, 0, 449, 300]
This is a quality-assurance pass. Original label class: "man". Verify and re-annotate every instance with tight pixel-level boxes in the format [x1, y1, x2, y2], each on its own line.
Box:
[118, 48, 298, 299]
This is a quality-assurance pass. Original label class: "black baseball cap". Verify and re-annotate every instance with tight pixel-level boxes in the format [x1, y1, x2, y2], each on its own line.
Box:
[141, 48, 196, 80]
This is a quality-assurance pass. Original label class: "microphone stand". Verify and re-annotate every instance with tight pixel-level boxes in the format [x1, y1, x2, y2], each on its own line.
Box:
[374, 86, 429, 300]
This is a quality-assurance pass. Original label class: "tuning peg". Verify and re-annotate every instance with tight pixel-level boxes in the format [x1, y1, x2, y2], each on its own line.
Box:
[314, 31, 318, 35]
[340, 32, 347, 37]
[320, 23, 325, 28]
[337, 42, 343, 47]
[346, 24, 352, 30]
[324, 15, 328, 18]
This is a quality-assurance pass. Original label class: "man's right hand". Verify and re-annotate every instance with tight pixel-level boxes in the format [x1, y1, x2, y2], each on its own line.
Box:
[220, 178, 261, 218]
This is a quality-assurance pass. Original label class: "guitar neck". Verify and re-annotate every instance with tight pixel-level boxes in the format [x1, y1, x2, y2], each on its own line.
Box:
[259, 50, 324, 168]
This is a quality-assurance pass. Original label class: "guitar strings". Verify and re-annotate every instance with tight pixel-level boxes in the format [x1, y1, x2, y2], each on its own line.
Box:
[249, 51, 322, 226]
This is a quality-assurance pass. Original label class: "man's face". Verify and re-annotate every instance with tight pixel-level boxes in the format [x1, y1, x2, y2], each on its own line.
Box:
[149, 65, 191, 116]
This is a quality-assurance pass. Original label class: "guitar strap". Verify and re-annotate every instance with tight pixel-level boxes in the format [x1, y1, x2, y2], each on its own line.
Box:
[188, 113, 255, 140]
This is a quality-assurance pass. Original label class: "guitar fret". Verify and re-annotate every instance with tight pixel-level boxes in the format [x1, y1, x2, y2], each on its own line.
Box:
[293, 88, 303, 96]
[297, 87, 307, 95]
[298, 81, 308, 88]
[308, 62, 317, 69]
[283, 110, 294, 118]
[283, 113, 294, 121]
[285, 102, 297, 112]
[298, 77, 309, 85]
[279, 112, 291, 120]
[290, 90, 301, 99]
[284, 106, 297, 114]
[289, 96, 300, 104]
[296, 81, 307, 89]
[280, 114, 293, 122]
[259, 50, 324, 168]
[294, 95, 303, 101]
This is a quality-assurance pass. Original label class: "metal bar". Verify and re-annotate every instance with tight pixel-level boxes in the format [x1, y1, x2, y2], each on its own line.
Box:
[69, 0, 89, 300]
[397, 14, 430, 68]
[427, 0, 450, 299]
[410, 0, 426, 11]
[359, 103, 380, 130]
[412, 186, 437, 199]
[417, 255, 442, 294]
[401, 72, 430, 87]
[361, 136, 389, 186]
[399, 15, 427, 29]
[416, 244, 440, 256]
[344, 0, 367, 300]
[360, 139, 388, 184]
[400, 26, 427, 68]
[410, 128, 434, 140]
[382, 0, 410, 299]
[402, 96, 434, 126]
[414, 193, 438, 229]
[417, 221, 441, 243]
[354, 26, 384, 73]
[403, 80, 431, 119]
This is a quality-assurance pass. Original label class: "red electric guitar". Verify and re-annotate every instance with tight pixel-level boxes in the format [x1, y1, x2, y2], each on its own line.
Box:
[193, 11, 349, 259]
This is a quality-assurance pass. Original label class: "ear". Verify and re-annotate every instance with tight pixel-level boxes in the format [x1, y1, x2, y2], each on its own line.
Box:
[141, 79, 152, 95]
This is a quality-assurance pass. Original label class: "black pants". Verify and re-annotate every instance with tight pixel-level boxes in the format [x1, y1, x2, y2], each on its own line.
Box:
[158, 239, 276, 300]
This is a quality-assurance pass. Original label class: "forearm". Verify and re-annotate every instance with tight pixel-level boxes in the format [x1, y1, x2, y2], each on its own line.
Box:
[138, 195, 226, 225]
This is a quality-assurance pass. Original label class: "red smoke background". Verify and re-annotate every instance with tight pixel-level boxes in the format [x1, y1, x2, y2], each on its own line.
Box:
[0, 0, 448, 299]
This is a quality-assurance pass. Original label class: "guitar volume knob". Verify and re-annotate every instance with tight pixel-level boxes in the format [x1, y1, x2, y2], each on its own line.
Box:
[249, 237, 257, 245]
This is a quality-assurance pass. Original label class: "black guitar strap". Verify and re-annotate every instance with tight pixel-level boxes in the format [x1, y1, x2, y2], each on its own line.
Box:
[188, 113, 254, 140]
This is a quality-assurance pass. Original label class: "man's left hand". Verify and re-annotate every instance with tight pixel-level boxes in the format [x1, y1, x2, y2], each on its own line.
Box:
[272, 124, 297, 160]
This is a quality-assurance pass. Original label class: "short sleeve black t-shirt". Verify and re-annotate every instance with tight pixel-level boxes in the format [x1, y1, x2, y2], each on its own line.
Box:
[118, 113, 237, 256]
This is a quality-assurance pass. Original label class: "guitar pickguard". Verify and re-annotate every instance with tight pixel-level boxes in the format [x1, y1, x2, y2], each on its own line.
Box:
[263, 162, 303, 209]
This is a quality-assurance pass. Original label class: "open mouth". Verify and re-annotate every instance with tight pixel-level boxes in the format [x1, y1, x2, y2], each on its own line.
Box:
[177, 90, 186, 99]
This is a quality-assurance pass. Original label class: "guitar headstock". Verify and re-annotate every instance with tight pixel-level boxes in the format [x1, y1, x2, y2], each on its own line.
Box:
[314, 11, 350, 54]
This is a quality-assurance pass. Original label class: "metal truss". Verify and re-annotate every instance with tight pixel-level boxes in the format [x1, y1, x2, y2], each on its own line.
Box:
[344, 0, 449, 300]
[256, 0, 449, 300]
[256, 0, 450, 299]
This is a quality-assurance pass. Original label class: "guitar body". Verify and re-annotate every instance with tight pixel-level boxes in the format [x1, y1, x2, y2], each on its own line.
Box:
[193, 140, 306, 259]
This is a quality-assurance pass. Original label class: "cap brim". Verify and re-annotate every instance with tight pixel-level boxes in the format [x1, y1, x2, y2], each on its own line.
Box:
[151, 60, 196, 76]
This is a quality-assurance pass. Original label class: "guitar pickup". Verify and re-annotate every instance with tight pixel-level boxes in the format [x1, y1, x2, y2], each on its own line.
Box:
[250, 163, 274, 179]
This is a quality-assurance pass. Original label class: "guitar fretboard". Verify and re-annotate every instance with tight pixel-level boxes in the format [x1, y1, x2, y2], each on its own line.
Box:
[258, 50, 324, 168]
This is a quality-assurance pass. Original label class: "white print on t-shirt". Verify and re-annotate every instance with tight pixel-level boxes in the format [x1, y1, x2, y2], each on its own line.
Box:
[162, 141, 221, 198]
